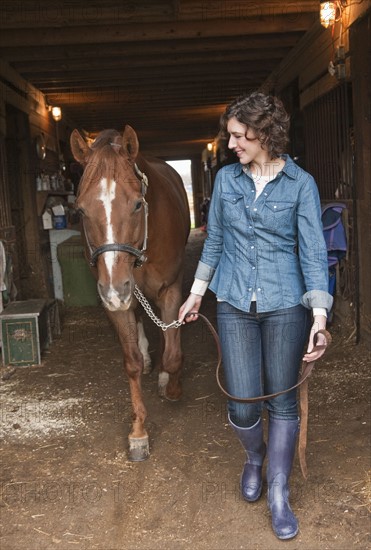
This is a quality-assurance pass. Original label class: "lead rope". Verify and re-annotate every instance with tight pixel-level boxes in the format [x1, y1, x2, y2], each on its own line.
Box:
[134, 285, 182, 330]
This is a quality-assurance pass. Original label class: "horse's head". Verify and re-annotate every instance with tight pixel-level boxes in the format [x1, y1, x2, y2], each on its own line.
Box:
[70, 126, 147, 312]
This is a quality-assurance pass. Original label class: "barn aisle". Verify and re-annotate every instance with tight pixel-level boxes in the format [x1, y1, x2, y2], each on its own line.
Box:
[0, 229, 369, 550]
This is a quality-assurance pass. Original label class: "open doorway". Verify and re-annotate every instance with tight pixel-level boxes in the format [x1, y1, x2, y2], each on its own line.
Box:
[166, 160, 195, 228]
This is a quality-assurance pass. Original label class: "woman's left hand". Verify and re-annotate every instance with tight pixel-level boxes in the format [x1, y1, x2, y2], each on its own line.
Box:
[303, 315, 328, 362]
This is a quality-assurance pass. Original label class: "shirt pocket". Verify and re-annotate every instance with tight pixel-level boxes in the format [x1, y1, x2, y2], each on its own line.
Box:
[221, 193, 244, 222]
[262, 200, 295, 231]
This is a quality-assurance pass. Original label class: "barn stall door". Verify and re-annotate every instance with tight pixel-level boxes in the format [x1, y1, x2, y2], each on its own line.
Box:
[303, 83, 359, 338]
[3, 105, 32, 299]
[0, 129, 18, 305]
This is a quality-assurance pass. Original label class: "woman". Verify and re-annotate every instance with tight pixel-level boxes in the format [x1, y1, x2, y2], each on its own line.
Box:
[178, 92, 332, 540]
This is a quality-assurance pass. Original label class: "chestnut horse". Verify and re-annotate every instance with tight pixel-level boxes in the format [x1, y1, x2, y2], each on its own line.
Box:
[70, 126, 190, 460]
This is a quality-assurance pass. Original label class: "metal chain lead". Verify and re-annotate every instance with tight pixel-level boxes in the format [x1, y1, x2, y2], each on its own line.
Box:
[134, 285, 182, 331]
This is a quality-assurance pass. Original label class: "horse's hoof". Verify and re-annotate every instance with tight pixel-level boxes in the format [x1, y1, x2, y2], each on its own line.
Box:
[158, 372, 182, 401]
[162, 388, 182, 402]
[128, 436, 150, 461]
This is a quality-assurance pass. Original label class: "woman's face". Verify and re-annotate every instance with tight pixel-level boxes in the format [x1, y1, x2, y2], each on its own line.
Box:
[227, 117, 265, 165]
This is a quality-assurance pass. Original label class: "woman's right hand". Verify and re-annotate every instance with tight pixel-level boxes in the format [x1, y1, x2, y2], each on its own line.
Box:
[178, 293, 203, 323]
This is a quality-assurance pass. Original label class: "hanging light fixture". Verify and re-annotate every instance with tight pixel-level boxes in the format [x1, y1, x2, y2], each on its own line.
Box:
[320, 1, 348, 29]
[51, 106, 62, 122]
[320, 1, 337, 28]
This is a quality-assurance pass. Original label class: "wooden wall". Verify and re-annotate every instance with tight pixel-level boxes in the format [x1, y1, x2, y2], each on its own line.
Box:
[263, 4, 371, 345]
[0, 62, 71, 300]
[351, 13, 371, 344]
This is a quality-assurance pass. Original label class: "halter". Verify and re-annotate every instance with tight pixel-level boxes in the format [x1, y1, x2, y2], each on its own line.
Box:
[84, 163, 149, 268]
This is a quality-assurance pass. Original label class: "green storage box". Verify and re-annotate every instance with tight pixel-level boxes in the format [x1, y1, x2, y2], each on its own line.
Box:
[0, 299, 49, 367]
[57, 236, 99, 306]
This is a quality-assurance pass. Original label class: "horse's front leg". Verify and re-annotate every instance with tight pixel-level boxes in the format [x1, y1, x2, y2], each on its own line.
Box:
[157, 283, 184, 401]
[107, 309, 149, 461]
[159, 328, 183, 401]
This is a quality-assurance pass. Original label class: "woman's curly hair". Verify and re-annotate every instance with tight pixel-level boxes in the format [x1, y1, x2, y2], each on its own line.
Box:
[220, 92, 290, 159]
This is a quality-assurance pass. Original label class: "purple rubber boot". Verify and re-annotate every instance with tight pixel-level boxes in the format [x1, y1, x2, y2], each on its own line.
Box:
[267, 416, 300, 540]
[229, 416, 266, 502]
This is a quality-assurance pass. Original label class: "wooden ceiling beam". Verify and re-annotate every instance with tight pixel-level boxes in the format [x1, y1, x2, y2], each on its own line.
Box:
[0, 1, 318, 29]
[79, 126, 221, 147]
[62, 102, 240, 129]
[45, 85, 258, 110]
[62, 104, 227, 126]
[13, 48, 290, 75]
[48, 102, 241, 125]
[69, 114, 220, 139]
[0, 1, 173, 29]
[28, 63, 276, 89]
[36, 85, 273, 110]
[1, 34, 303, 62]
[67, 108, 225, 126]
[64, 112, 227, 135]
[0, 14, 316, 48]
[67, 115, 221, 132]
[42, 73, 271, 106]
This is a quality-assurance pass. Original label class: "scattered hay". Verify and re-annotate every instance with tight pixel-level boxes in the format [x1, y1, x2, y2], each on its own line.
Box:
[351, 469, 371, 513]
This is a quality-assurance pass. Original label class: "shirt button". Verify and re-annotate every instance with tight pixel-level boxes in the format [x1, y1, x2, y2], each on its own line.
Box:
[253, 208, 257, 211]
[249, 225, 252, 229]
[264, 192, 268, 196]
[246, 205, 249, 209]
[248, 287, 252, 291]
[257, 288, 261, 292]
[273, 205, 277, 209]
[252, 266, 256, 270]
[251, 246, 254, 249]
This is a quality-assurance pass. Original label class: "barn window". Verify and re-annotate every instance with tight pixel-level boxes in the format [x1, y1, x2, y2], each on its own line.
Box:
[166, 160, 195, 228]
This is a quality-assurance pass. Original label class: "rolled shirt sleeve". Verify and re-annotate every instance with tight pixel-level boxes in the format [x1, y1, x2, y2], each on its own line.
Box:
[301, 289, 333, 311]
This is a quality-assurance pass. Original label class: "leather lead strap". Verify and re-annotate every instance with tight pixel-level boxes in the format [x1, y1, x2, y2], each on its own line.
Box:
[299, 378, 310, 479]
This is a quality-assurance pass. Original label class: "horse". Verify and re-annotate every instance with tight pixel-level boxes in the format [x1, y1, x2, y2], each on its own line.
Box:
[70, 125, 190, 461]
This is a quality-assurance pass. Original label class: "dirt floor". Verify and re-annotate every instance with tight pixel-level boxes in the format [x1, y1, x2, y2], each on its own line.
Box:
[0, 229, 370, 550]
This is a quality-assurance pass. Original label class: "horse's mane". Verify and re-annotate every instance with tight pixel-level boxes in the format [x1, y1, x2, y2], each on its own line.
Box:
[91, 129, 122, 151]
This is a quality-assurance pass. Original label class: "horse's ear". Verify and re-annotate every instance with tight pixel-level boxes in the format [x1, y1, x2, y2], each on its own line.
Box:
[122, 125, 139, 162]
[70, 129, 92, 166]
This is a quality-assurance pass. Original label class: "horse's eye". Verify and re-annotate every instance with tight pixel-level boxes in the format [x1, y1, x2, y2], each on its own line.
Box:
[134, 200, 142, 212]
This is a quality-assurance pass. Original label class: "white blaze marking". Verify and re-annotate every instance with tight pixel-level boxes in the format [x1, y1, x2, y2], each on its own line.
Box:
[98, 177, 116, 280]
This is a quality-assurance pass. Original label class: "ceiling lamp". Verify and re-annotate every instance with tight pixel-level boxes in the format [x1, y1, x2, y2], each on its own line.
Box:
[320, 1, 348, 29]
[51, 106, 62, 122]
[320, 1, 337, 28]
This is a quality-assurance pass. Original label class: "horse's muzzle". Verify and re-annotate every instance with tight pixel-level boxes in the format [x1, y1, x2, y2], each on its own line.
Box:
[98, 281, 133, 312]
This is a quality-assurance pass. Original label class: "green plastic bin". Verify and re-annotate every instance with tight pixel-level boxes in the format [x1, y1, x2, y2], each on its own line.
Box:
[57, 236, 99, 306]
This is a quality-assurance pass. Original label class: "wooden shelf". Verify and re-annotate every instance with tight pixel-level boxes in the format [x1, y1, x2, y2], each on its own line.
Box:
[36, 190, 71, 216]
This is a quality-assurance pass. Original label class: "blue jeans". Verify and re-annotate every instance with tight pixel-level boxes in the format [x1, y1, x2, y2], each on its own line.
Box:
[217, 302, 311, 427]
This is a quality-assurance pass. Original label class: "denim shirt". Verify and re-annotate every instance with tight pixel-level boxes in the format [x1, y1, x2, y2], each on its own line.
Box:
[195, 155, 333, 313]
